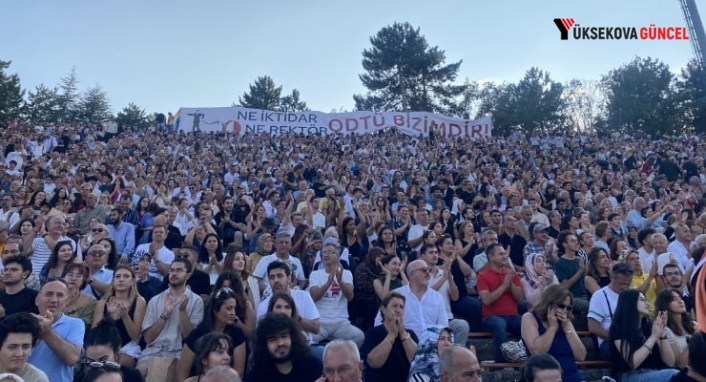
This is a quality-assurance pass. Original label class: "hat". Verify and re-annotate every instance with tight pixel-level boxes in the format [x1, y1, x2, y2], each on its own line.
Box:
[262, 217, 276, 229]
[533, 224, 548, 232]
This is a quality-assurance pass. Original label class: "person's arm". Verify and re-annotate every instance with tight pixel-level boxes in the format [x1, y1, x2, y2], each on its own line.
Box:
[430, 270, 449, 291]
[560, 267, 584, 289]
[309, 275, 333, 302]
[299, 317, 320, 334]
[122, 297, 147, 341]
[143, 297, 171, 344]
[455, 256, 473, 278]
[89, 278, 110, 295]
[177, 343, 195, 382]
[584, 276, 601, 295]
[588, 318, 609, 341]
[124, 225, 136, 258]
[510, 277, 524, 303]
[373, 276, 390, 301]
[562, 320, 587, 361]
[32, 314, 82, 365]
[178, 296, 196, 339]
[232, 341, 247, 378]
[91, 300, 106, 329]
[365, 333, 397, 368]
[521, 312, 557, 355]
[233, 301, 255, 341]
[478, 279, 509, 306]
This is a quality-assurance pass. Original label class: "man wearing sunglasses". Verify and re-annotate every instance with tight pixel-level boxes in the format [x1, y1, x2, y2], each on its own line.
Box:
[82, 243, 114, 299]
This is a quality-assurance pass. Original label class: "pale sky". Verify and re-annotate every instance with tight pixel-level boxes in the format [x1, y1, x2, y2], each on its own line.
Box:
[1, 0, 697, 115]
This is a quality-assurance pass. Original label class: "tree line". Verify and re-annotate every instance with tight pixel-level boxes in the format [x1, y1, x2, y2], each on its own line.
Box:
[1, 21, 705, 135]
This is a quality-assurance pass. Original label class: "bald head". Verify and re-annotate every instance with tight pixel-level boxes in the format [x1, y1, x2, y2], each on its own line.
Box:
[440, 346, 480, 382]
[201, 366, 241, 382]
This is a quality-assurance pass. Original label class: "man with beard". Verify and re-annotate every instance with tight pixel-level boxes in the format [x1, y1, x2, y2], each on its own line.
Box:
[137, 258, 204, 377]
[107, 208, 136, 263]
[28, 279, 84, 382]
[246, 313, 322, 382]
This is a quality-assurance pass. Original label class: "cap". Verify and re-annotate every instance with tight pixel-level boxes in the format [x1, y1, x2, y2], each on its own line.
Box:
[533, 224, 548, 232]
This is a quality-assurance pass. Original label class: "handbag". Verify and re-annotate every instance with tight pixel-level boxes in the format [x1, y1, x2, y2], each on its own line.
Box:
[500, 340, 528, 362]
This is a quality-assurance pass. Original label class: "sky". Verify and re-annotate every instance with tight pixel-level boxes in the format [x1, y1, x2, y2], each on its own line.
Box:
[1, 0, 699, 115]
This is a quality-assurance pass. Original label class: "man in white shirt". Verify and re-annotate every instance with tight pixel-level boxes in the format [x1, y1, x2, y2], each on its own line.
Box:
[407, 208, 430, 253]
[309, 240, 364, 347]
[0, 195, 19, 232]
[374, 259, 448, 340]
[256, 260, 320, 342]
[587, 263, 633, 360]
[637, 228, 657, 274]
[131, 225, 174, 281]
[667, 223, 695, 273]
[420, 243, 469, 346]
[253, 231, 306, 289]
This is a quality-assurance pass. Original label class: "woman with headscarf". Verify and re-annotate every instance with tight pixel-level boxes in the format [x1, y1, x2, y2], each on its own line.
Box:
[407, 326, 454, 382]
[521, 253, 559, 308]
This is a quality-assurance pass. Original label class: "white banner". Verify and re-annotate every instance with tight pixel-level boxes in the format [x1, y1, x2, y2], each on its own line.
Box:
[174, 107, 492, 138]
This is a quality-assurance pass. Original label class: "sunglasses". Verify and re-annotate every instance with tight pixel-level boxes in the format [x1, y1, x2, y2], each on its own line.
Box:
[555, 303, 573, 311]
[87, 251, 107, 257]
[92, 229, 105, 233]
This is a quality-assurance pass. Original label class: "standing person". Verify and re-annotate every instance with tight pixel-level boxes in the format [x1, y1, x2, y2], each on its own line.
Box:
[309, 240, 364, 347]
[554, 231, 589, 331]
[360, 292, 418, 382]
[477, 243, 524, 362]
[0, 255, 38, 316]
[609, 289, 679, 381]
[0, 313, 48, 382]
[246, 313, 323, 382]
[28, 279, 84, 382]
[136, 258, 204, 377]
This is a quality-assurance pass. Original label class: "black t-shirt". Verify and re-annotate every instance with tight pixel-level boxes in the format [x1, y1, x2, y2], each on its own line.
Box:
[245, 354, 322, 382]
[0, 287, 39, 315]
[360, 325, 418, 382]
[498, 233, 528, 268]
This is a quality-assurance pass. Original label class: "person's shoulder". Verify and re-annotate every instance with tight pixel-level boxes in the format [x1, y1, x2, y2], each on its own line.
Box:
[58, 313, 84, 327]
[120, 365, 144, 382]
[22, 363, 49, 382]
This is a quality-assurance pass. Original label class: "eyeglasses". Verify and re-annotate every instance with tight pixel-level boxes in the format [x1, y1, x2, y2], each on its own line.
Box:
[168, 268, 187, 274]
[65, 272, 83, 279]
[322, 250, 338, 255]
[87, 251, 106, 257]
[556, 303, 573, 311]
[92, 229, 105, 233]
[413, 267, 431, 274]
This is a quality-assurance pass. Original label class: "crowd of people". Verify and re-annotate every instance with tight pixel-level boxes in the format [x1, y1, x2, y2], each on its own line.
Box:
[0, 120, 704, 382]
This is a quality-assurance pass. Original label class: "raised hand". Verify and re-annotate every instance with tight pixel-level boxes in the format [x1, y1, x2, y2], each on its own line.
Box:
[179, 294, 189, 312]
[163, 294, 174, 316]
[547, 307, 559, 328]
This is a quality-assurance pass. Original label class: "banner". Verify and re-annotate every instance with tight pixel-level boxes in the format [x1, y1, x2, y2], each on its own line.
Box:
[174, 107, 492, 138]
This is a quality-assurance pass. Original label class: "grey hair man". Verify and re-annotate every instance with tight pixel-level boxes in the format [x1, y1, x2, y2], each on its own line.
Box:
[318, 339, 363, 382]
[440, 346, 482, 382]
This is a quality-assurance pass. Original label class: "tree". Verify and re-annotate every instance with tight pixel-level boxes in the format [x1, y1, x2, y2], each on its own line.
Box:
[674, 59, 706, 133]
[77, 84, 112, 123]
[0, 60, 24, 123]
[25, 84, 61, 122]
[236, 76, 282, 110]
[116, 102, 150, 129]
[477, 68, 566, 136]
[600, 57, 677, 135]
[354, 22, 464, 113]
[57, 66, 79, 122]
[280, 89, 308, 112]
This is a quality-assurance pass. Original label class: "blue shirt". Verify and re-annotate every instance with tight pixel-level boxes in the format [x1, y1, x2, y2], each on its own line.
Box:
[82, 267, 114, 299]
[28, 314, 84, 382]
[108, 221, 136, 257]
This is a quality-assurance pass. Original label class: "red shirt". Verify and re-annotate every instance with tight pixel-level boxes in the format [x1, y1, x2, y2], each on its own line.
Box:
[477, 266, 521, 319]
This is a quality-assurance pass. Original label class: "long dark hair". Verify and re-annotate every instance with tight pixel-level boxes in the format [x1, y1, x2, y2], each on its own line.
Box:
[202, 287, 238, 331]
[46, 240, 76, 270]
[199, 233, 223, 264]
[97, 237, 119, 271]
[609, 289, 650, 371]
[213, 271, 246, 322]
[252, 313, 310, 377]
[654, 289, 695, 337]
[267, 291, 299, 319]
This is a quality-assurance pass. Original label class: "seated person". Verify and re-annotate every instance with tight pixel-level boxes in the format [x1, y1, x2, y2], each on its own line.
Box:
[407, 326, 453, 382]
[77, 320, 143, 382]
[0, 313, 48, 382]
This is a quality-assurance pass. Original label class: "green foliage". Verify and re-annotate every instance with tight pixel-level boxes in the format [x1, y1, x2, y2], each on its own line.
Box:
[0, 60, 25, 122]
[25, 84, 61, 122]
[116, 102, 150, 129]
[354, 22, 464, 114]
[477, 68, 566, 136]
[600, 57, 677, 135]
[76, 84, 112, 123]
[674, 59, 706, 133]
[57, 66, 79, 122]
[236, 76, 308, 112]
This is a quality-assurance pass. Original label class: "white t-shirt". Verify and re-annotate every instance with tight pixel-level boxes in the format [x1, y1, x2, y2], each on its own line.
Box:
[253, 253, 306, 282]
[667, 240, 694, 274]
[132, 243, 175, 281]
[257, 289, 320, 343]
[429, 268, 454, 319]
[587, 285, 619, 346]
[309, 269, 353, 323]
[373, 285, 448, 340]
[408, 224, 429, 252]
[0, 209, 19, 229]
[638, 247, 657, 275]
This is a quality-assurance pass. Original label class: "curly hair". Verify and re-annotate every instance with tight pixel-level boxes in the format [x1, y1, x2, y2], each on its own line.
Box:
[251, 313, 310, 377]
